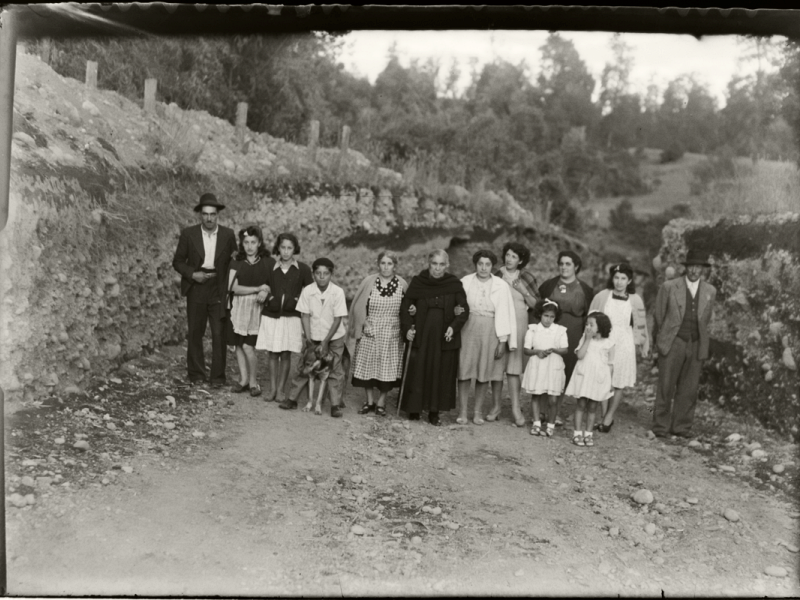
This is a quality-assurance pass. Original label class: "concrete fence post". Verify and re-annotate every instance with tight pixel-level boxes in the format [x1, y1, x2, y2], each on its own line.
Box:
[85, 61, 98, 89]
[39, 38, 52, 64]
[236, 102, 248, 150]
[143, 78, 157, 113]
[307, 119, 319, 162]
[340, 125, 350, 155]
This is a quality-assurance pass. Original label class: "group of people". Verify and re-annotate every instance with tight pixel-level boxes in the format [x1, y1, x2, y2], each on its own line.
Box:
[172, 192, 717, 441]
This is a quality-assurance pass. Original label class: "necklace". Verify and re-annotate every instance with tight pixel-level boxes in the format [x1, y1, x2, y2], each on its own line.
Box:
[376, 276, 399, 297]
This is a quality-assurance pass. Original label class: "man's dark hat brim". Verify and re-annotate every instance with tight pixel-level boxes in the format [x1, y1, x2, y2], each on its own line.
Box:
[681, 259, 712, 266]
[194, 193, 226, 212]
[681, 249, 712, 267]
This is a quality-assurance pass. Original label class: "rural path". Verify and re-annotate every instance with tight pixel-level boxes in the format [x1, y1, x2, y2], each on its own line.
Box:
[5, 346, 799, 597]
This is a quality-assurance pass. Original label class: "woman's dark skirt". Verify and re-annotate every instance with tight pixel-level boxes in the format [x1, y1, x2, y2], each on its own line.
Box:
[400, 307, 458, 413]
[351, 377, 401, 393]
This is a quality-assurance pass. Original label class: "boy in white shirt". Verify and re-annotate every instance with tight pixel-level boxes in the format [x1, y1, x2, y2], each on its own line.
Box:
[281, 258, 349, 417]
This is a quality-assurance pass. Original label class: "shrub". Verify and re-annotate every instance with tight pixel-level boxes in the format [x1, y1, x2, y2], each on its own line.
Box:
[593, 150, 651, 197]
[609, 199, 691, 255]
[700, 249, 800, 441]
[689, 146, 741, 196]
[659, 141, 685, 164]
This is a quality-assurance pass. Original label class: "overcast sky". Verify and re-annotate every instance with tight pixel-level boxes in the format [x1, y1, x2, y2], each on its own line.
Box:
[341, 31, 784, 108]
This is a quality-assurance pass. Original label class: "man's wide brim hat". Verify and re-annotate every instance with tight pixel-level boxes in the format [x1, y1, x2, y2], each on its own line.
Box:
[193, 193, 226, 212]
[681, 249, 711, 267]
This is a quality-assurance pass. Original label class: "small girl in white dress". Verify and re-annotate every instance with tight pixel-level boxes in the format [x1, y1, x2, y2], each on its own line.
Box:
[522, 299, 569, 438]
[566, 311, 615, 447]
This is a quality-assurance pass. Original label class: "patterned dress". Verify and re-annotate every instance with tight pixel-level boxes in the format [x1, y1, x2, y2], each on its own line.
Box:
[351, 276, 404, 392]
[602, 294, 637, 389]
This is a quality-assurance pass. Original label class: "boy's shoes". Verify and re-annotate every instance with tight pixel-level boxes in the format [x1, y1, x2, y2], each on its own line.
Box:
[279, 399, 298, 410]
[331, 405, 343, 418]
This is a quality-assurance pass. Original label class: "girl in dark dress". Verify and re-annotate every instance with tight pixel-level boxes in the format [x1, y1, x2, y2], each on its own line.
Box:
[227, 226, 275, 397]
[399, 250, 469, 426]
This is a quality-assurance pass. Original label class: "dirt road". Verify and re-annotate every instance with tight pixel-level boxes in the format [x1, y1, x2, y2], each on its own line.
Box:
[5, 346, 799, 596]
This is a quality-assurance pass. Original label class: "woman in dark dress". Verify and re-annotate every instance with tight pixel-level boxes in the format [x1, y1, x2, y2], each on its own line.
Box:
[399, 250, 469, 426]
[538, 250, 595, 426]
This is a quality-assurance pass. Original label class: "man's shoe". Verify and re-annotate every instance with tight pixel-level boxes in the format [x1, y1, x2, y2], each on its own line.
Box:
[331, 405, 343, 418]
[210, 379, 226, 388]
[279, 399, 298, 410]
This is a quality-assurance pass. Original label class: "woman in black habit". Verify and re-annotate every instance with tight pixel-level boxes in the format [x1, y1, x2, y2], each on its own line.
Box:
[399, 249, 469, 426]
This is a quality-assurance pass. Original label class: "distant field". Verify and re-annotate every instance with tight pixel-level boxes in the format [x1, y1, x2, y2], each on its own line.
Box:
[589, 148, 800, 225]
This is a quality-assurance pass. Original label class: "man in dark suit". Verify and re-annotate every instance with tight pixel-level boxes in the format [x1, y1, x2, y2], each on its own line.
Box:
[652, 249, 717, 438]
[172, 193, 238, 385]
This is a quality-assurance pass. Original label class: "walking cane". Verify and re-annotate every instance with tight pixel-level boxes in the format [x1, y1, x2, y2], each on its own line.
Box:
[396, 325, 415, 416]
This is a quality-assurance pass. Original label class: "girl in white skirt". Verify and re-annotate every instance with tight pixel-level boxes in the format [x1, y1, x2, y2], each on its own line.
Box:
[565, 311, 615, 447]
[255, 233, 313, 402]
[522, 299, 569, 437]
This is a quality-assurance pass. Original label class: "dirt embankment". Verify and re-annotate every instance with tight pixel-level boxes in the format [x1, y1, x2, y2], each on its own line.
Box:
[4, 49, 587, 407]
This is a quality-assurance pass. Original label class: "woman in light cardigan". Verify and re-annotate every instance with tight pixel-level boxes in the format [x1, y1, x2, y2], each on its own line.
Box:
[345, 252, 409, 415]
[588, 263, 650, 432]
[457, 249, 518, 425]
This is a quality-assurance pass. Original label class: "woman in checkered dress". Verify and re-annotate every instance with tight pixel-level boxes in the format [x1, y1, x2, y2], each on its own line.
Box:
[348, 252, 408, 417]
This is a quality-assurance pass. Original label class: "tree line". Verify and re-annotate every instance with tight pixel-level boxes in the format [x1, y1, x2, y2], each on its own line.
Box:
[31, 32, 800, 230]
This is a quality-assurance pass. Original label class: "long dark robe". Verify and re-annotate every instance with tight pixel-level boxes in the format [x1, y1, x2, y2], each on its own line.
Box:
[399, 270, 468, 414]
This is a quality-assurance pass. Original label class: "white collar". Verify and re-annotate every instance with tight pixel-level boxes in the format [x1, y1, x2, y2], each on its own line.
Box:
[201, 225, 218, 236]
[275, 258, 299, 270]
[685, 277, 700, 296]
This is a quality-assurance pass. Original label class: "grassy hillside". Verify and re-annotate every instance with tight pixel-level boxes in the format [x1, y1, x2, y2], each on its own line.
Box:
[590, 148, 799, 224]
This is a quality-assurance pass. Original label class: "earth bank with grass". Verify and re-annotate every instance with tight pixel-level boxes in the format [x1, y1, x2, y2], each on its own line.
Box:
[3, 49, 592, 406]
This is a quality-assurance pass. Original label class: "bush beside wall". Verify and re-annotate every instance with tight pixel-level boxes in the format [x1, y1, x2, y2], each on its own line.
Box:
[655, 215, 800, 440]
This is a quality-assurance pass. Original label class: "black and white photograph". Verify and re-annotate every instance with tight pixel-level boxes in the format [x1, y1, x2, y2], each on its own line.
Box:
[1, 4, 799, 597]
